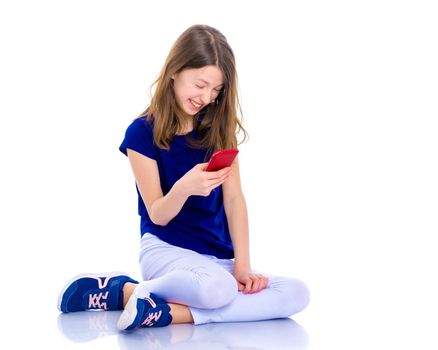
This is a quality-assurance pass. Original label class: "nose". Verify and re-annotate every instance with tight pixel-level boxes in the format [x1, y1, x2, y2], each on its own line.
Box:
[200, 89, 215, 105]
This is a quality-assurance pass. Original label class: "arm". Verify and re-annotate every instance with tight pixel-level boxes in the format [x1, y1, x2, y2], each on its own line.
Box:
[222, 156, 269, 294]
[127, 149, 188, 226]
[127, 148, 231, 226]
[222, 157, 251, 271]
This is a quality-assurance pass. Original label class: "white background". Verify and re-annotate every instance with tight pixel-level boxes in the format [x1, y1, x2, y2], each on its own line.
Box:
[1, 0, 437, 349]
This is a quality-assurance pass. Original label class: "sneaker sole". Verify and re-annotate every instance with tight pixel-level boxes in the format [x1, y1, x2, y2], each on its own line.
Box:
[117, 294, 141, 331]
[57, 271, 130, 312]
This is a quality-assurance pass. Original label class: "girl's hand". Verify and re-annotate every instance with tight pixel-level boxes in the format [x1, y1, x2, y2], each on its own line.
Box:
[234, 269, 269, 294]
[177, 163, 232, 197]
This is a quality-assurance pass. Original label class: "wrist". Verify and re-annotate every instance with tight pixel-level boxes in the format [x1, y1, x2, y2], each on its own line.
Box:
[234, 259, 251, 273]
[172, 179, 190, 200]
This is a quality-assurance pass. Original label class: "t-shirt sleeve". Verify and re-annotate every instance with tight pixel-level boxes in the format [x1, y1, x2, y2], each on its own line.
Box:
[119, 118, 158, 160]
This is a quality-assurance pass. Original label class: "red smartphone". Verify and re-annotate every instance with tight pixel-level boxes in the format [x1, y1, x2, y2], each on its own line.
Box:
[205, 149, 239, 172]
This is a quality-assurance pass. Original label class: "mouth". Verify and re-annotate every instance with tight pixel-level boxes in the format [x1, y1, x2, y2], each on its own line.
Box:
[189, 99, 202, 110]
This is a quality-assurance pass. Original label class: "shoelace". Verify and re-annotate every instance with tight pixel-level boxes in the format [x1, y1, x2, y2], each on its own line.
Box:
[141, 310, 163, 327]
[88, 291, 109, 309]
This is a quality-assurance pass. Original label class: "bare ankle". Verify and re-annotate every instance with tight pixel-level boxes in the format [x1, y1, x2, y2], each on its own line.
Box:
[122, 282, 138, 307]
[168, 303, 194, 324]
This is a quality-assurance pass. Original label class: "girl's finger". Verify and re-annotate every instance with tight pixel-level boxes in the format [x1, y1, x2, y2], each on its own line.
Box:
[254, 274, 269, 289]
[250, 276, 261, 292]
[207, 179, 226, 192]
[206, 177, 224, 186]
[205, 169, 232, 182]
[258, 276, 267, 292]
[243, 278, 252, 294]
[216, 167, 232, 177]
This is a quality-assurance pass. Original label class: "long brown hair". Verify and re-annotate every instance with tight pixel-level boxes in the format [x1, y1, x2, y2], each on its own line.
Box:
[138, 24, 248, 152]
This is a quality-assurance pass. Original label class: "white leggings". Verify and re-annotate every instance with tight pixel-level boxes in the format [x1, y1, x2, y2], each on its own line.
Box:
[134, 233, 310, 325]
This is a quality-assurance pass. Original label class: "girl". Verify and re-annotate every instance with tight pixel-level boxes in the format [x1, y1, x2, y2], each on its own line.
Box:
[58, 24, 310, 331]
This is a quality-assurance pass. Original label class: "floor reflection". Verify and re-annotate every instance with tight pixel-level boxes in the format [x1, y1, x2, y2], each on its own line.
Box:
[58, 311, 308, 349]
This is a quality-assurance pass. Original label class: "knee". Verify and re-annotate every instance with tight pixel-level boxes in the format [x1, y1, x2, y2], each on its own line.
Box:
[277, 278, 310, 317]
[195, 271, 238, 309]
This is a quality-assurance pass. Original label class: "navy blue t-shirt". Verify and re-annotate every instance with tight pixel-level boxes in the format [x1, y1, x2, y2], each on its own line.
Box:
[119, 116, 234, 259]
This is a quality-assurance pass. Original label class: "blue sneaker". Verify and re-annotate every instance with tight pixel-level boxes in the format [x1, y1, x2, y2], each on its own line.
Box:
[58, 272, 138, 313]
[117, 292, 173, 331]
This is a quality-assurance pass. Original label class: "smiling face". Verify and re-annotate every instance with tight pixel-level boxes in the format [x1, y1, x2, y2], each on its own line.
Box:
[172, 65, 224, 116]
